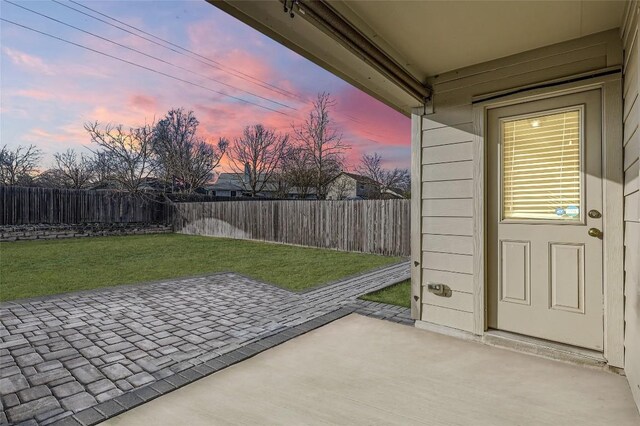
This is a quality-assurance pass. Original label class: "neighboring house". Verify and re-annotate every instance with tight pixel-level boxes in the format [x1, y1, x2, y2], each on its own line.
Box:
[327, 172, 405, 200]
[326, 172, 379, 200]
[381, 187, 404, 200]
[203, 173, 245, 198]
[204, 173, 316, 199]
[285, 187, 317, 200]
[214, 0, 639, 410]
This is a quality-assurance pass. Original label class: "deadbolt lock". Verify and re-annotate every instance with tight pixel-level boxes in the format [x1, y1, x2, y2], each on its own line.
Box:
[588, 228, 602, 238]
[588, 209, 602, 219]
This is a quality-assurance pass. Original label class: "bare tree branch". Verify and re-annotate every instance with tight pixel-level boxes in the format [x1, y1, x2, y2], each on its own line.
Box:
[278, 146, 316, 198]
[84, 121, 156, 195]
[45, 149, 95, 189]
[356, 152, 410, 199]
[292, 92, 349, 199]
[153, 108, 227, 193]
[228, 124, 289, 197]
[35, 169, 67, 188]
[90, 150, 117, 188]
[0, 144, 42, 186]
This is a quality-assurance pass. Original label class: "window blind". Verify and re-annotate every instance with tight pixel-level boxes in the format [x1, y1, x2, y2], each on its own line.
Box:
[501, 109, 581, 220]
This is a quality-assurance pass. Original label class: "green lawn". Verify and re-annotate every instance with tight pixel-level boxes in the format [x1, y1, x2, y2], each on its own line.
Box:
[0, 234, 402, 301]
[359, 279, 411, 308]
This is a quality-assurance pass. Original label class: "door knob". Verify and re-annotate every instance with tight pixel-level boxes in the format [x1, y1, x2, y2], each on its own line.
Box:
[588, 210, 601, 218]
[588, 228, 602, 238]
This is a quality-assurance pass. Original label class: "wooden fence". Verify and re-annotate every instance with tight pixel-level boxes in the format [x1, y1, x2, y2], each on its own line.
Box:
[1, 187, 410, 256]
[0, 186, 172, 225]
[174, 199, 410, 256]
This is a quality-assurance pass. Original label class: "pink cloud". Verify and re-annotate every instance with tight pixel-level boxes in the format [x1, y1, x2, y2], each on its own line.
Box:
[195, 104, 237, 123]
[0, 106, 29, 119]
[12, 89, 55, 101]
[334, 87, 410, 149]
[2, 47, 53, 75]
[1, 5, 409, 174]
[221, 49, 273, 83]
[87, 106, 149, 129]
[129, 94, 158, 112]
[185, 21, 302, 109]
[22, 126, 87, 151]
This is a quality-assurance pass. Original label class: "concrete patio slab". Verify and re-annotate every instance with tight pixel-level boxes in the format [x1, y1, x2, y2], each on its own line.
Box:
[103, 314, 639, 426]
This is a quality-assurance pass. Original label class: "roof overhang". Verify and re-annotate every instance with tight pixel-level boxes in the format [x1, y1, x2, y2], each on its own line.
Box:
[208, 1, 626, 116]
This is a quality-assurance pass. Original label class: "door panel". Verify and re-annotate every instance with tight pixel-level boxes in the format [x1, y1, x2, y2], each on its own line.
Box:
[488, 90, 603, 350]
[550, 243, 584, 313]
[500, 240, 530, 305]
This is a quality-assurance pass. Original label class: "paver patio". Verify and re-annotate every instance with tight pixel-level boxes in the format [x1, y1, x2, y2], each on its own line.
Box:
[0, 262, 409, 425]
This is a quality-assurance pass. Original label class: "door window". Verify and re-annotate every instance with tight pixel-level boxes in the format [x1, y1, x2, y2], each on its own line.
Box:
[501, 107, 583, 221]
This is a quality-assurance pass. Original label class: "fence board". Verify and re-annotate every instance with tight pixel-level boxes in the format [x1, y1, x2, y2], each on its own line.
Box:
[0, 186, 172, 225]
[174, 199, 410, 257]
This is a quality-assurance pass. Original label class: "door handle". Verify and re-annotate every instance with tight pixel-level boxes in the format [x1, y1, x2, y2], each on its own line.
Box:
[588, 228, 602, 238]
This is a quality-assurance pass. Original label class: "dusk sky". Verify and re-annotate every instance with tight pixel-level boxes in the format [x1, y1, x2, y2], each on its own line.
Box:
[0, 0, 410, 172]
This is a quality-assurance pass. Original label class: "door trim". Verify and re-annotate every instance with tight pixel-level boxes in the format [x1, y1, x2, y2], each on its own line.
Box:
[472, 73, 624, 367]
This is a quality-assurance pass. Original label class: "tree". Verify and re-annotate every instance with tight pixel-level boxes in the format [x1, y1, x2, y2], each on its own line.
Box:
[48, 149, 95, 189]
[356, 152, 410, 199]
[36, 169, 68, 188]
[153, 108, 228, 193]
[228, 124, 289, 197]
[90, 150, 117, 188]
[84, 122, 156, 195]
[271, 172, 292, 199]
[292, 92, 349, 199]
[278, 146, 316, 198]
[0, 144, 42, 186]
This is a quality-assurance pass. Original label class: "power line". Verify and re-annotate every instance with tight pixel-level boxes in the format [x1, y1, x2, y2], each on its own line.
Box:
[50, 0, 303, 102]
[3, 12, 397, 144]
[2, 16, 394, 144]
[334, 104, 398, 140]
[334, 117, 396, 141]
[67, 0, 304, 102]
[5, 0, 296, 111]
[0, 17, 293, 117]
[52, 0, 397, 140]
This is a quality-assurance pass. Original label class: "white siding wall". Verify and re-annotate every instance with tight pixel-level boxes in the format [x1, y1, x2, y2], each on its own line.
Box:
[419, 121, 475, 331]
[415, 29, 623, 335]
[622, 0, 640, 410]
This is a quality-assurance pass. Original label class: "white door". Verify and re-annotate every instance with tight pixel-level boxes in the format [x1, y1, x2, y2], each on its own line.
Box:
[487, 90, 604, 350]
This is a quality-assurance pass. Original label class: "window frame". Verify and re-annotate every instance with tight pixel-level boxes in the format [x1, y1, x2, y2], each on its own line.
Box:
[498, 104, 586, 225]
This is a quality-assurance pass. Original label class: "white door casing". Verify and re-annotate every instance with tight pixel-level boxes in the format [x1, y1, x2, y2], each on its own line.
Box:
[487, 90, 604, 350]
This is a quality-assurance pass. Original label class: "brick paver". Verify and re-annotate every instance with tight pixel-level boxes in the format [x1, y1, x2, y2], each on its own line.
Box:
[0, 262, 409, 425]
